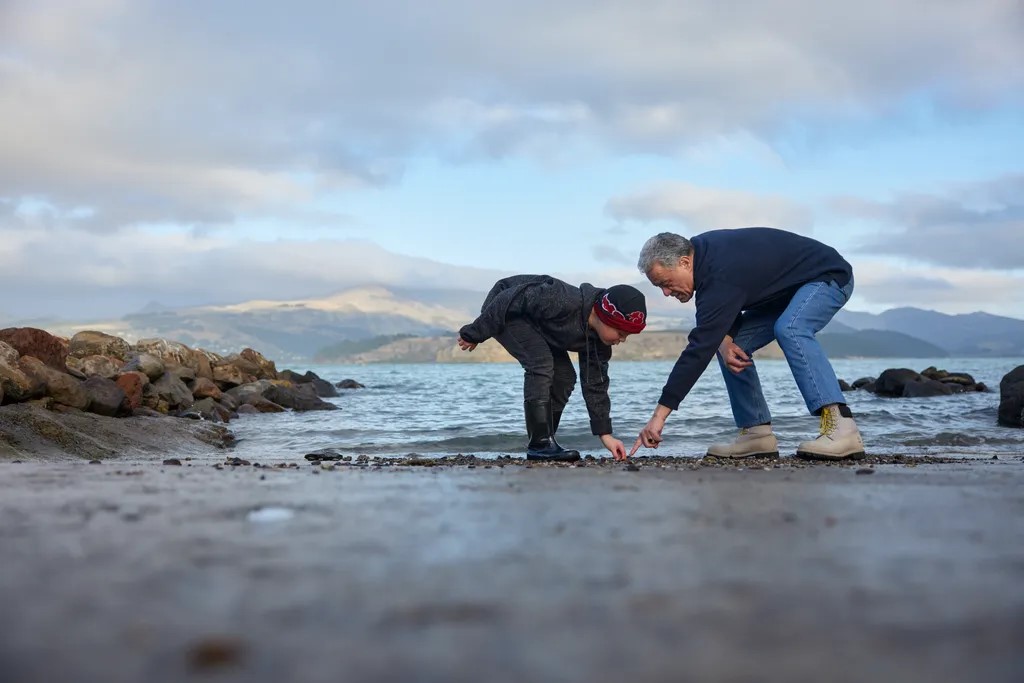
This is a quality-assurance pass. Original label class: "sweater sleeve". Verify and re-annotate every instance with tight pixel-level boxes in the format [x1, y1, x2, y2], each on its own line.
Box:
[581, 341, 613, 435]
[658, 282, 745, 410]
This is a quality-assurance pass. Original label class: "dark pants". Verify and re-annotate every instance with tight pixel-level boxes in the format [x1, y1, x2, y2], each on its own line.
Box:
[495, 318, 576, 411]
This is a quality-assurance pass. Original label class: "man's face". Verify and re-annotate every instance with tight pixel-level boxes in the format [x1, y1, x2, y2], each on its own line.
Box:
[646, 257, 694, 303]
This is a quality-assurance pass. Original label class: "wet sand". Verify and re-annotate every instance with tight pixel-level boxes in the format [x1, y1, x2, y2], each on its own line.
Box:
[1, 454, 1023, 683]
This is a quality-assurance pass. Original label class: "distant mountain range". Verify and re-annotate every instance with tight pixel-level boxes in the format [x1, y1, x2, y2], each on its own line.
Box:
[18, 286, 1024, 363]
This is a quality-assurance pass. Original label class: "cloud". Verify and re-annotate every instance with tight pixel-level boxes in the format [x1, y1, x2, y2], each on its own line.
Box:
[591, 244, 633, 266]
[834, 173, 1024, 269]
[605, 182, 813, 233]
[846, 259, 1024, 316]
[2, 0, 1022, 233]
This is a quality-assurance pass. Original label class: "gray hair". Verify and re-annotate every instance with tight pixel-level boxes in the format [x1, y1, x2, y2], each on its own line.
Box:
[637, 232, 692, 274]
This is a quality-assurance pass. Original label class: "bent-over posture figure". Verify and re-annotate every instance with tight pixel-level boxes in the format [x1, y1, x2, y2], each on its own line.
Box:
[459, 275, 647, 462]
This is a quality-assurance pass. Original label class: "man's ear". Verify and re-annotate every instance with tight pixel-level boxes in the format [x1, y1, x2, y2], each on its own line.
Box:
[678, 255, 691, 270]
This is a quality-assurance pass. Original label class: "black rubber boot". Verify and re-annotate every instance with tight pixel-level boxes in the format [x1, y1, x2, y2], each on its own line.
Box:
[525, 400, 580, 462]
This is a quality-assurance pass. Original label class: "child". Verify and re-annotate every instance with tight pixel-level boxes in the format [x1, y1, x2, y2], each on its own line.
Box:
[458, 275, 647, 461]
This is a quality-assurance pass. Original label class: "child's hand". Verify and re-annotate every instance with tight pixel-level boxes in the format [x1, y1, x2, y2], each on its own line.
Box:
[600, 434, 628, 461]
[457, 336, 477, 351]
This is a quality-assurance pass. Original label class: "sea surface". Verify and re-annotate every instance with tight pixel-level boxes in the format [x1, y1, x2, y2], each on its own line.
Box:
[228, 358, 1024, 460]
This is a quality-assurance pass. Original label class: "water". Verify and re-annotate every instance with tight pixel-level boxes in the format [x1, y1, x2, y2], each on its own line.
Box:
[228, 358, 1024, 459]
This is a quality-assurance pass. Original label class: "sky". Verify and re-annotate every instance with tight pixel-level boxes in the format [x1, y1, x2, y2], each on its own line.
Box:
[1, 0, 1023, 321]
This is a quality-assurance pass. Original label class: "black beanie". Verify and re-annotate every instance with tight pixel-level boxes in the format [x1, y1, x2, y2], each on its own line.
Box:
[594, 284, 647, 333]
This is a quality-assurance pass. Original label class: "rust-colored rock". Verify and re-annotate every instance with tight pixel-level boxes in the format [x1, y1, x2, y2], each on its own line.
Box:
[191, 377, 223, 400]
[0, 327, 68, 371]
[115, 371, 148, 412]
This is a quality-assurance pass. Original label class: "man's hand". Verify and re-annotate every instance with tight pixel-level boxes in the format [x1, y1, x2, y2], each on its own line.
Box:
[718, 337, 752, 374]
[629, 410, 669, 456]
[457, 336, 477, 352]
[600, 434, 628, 461]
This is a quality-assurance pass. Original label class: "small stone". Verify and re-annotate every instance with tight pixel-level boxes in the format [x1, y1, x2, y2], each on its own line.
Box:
[163, 458, 182, 466]
[88, 459, 102, 465]
[187, 637, 245, 671]
[855, 468, 875, 475]
[625, 463, 640, 472]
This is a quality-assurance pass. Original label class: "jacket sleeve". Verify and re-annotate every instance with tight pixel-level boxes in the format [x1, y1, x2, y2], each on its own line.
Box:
[581, 342, 613, 436]
[458, 282, 523, 344]
[459, 277, 571, 344]
[658, 282, 745, 410]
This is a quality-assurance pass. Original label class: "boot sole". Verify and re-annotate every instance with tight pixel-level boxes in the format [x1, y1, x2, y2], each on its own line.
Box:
[705, 451, 779, 460]
[794, 449, 866, 461]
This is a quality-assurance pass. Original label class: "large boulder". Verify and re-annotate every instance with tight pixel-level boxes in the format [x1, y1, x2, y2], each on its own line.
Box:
[69, 331, 132, 361]
[134, 338, 210, 379]
[191, 377, 222, 400]
[19, 357, 90, 410]
[281, 369, 339, 397]
[902, 377, 955, 398]
[1, 341, 42, 404]
[81, 376, 128, 417]
[66, 354, 124, 380]
[873, 368, 922, 397]
[239, 348, 278, 380]
[152, 372, 195, 412]
[115, 371, 148, 413]
[998, 366, 1024, 428]
[122, 352, 166, 382]
[0, 327, 67, 371]
[211, 361, 252, 388]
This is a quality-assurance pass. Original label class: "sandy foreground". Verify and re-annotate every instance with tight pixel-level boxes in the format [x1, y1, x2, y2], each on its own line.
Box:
[1, 444, 1023, 683]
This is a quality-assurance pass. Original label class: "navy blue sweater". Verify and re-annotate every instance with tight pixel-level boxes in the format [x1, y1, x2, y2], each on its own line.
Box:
[659, 228, 852, 410]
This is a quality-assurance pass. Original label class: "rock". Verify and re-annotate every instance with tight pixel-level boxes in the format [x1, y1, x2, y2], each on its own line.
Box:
[874, 368, 922, 397]
[69, 331, 131, 361]
[0, 327, 68, 371]
[217, 392, 239, 412]
[1, 350, 46, 404]
[838, 379, 853, 392]
[239, 348, 278, 380]
[122, 353, 166, 382]
[18, 357, 90, 410]
[66, 354, 124, 380]
[281, 369, 338, 397]
[191, 397, 232, 422]
[902, 377, 955, 398]
[998, 365, 1024, 428]
[153, 372, 195, 411]
[82, 376, 128, 417]
[191, 377, 222, 400]
[115, 372, 148, 412]
[0, 340, 18, 366]
[211, 362, 251, 388]
[141, 382, 170, 414]
[134, 338, 194, 368]
[852, 377, 876, 390]
[336, 378, 365, 389]
[236, 404, 260, 415]
[227, 380, 336, 412]
[166, 363, 196, 382]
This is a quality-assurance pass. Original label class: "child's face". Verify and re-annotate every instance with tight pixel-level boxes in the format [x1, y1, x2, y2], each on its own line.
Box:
[595, 319, 631, 346]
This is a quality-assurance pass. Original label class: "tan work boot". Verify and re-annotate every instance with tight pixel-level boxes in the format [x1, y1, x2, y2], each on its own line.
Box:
[706, 425, 779, 459]
[795, 405, 865, 460]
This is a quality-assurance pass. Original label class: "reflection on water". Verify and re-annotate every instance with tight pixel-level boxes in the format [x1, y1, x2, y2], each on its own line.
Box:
[228, 358, 1024, 459]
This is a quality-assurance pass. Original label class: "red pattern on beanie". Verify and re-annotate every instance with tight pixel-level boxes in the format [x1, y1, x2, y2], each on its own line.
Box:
[594, 293, 646, 333]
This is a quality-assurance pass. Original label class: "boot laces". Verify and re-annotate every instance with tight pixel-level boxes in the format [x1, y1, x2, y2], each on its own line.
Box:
[819, 408, 837, 437]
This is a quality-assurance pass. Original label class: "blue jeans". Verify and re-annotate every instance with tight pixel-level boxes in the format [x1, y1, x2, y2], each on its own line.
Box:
[718, 278, 854, 428]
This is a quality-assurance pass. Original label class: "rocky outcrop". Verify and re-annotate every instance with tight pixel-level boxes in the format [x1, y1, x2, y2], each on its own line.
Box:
[840, 366, 988, 399]
[0, 327, 68, 371]
[998, 366, 1024, 428]
[1, 332, 356, 451]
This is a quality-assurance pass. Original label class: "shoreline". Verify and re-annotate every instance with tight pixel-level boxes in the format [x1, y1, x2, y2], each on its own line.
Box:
[1, 457, 1022, 682]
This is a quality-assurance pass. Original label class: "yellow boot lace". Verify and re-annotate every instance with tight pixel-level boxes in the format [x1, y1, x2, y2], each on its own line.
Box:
[819, 408, 837, 437]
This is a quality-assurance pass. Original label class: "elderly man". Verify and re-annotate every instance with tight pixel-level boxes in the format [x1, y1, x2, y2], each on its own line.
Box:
[629, 228, 864, 461]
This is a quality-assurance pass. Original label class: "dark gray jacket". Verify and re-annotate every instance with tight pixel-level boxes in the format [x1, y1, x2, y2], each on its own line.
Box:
[459, 275, 613, 435]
